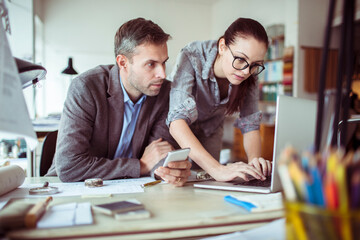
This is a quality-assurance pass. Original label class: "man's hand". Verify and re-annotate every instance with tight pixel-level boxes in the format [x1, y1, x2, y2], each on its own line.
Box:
[140, 138, 174, 175]
[154, 160, 191, 187]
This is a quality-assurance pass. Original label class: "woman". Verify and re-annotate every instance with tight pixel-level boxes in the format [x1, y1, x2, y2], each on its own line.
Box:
[166, 18, 272, 182]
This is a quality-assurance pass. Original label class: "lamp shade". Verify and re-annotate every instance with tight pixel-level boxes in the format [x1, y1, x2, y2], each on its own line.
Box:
[62, 57, 78, 75]
[15, 58, 47, 89]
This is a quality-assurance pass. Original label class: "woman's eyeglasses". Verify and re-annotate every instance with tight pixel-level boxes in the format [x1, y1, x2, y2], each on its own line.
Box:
[228, 46, 265, 76]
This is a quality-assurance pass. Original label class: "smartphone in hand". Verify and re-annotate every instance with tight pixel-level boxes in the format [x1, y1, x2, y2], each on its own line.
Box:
[163, 148, 190, 167]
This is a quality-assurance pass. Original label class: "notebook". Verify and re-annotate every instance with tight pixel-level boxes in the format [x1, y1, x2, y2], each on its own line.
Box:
[194, 95, 317, 193]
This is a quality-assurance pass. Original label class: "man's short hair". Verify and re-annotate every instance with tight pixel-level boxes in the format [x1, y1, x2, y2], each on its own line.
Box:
[114, 18, 171, 61]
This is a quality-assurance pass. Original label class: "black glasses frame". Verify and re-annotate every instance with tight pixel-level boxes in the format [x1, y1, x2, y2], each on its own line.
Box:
[227, 46, 265, 76]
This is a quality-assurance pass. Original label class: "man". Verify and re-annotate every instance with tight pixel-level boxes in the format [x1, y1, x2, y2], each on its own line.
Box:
[46, 18, 191, 186]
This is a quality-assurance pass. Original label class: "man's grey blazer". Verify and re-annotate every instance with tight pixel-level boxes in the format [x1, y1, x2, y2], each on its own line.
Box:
[46, 64, 177, 182]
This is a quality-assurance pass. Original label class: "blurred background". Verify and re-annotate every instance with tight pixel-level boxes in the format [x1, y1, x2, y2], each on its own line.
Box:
[8, 0, 306, 119]
[4, 0, 358, 173]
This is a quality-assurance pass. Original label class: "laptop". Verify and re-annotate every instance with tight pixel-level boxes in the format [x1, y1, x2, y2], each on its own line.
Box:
[194, 95, 317, 193]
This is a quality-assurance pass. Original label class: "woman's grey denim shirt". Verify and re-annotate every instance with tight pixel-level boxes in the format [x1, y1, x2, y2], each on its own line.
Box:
[166, 40, 262, 137]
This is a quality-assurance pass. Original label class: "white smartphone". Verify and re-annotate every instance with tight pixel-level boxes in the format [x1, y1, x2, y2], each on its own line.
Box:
[163, 148, 190, 167]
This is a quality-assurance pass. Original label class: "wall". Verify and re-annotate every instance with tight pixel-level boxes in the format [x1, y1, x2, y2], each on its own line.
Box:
[211, 0, 287, 39]
[34, 0, 215, 116]
[12, 1, 341, 115]
[211, 0, 342, 103]
[6, 0, 35, 118]
[32, 0, 287, 117]
[293, 0, 360, 100]
[297, 0, 330, 101]
[7, 0, 33, 59]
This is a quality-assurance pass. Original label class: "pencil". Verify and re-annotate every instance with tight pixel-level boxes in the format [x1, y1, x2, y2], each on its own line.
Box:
[25, 196, 53, 228]
[141, 180, 161, 188]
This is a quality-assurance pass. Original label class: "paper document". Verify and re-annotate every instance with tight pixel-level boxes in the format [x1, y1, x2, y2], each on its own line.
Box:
[0, 200, 8, 211]
[0, 20, 38, 150]
[0, 177, 155, 202]
[32, 117, 60, 132]
[0, 165, 25, 196]
[230, 192, 284, 212]
[37, 202, 93, 228]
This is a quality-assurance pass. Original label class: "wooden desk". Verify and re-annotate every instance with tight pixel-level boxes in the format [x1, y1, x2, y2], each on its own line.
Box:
[5, 177, 284, 240]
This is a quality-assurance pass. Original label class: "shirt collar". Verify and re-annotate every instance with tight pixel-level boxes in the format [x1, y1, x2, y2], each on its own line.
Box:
[120, 76, 146, 105]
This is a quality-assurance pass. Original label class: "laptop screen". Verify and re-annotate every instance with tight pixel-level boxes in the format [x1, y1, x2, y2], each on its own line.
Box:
[272, 95, 317, 163]
[271, 95, 317, 192]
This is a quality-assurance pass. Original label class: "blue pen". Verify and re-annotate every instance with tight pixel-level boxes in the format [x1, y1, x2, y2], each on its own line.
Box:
[304, 181, 316, 204]
[310, 166, 325, 207]
[224, 195, 257, 212]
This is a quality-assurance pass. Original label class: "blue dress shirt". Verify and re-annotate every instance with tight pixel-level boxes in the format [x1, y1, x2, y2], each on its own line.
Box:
[113, 78, 146, 159]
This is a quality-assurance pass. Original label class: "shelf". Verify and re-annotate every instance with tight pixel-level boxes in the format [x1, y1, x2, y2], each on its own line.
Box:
[259, 81, 283, 85]
[264, 58, 283, 62]
[259, 101, 276, 105]
[259, 81, 293, 86]
[271, 35, 285, 41]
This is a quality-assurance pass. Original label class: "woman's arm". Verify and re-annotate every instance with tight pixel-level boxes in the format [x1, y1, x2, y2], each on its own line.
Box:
[169, 119, 265, 182]
[169, 119, 220, 171]
[243, 130, 262, 161]
[243, 130, 272, 176]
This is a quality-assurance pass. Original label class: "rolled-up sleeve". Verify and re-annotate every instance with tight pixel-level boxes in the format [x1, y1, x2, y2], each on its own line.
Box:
[166, 51, 199, 126]
[234, 111, 262, 134]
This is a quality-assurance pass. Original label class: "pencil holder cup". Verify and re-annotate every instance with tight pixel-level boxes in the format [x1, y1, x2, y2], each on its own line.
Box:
[285, 202, 360, 240]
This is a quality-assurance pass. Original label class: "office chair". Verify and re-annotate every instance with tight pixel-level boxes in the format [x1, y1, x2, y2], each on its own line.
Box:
[39, 130, 58, 176]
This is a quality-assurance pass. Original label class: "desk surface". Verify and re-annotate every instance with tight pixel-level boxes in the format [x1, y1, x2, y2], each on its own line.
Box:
[5, 177, 284, 240]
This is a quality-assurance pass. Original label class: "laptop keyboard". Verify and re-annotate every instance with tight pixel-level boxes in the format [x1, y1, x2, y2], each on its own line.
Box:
[232, 176, 272, 188]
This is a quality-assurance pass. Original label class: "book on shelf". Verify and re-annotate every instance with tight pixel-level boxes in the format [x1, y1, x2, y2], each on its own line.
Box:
[283, 46, 294, 62]
[264, 60, 283, 82]
[283, 73, 293, 85]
